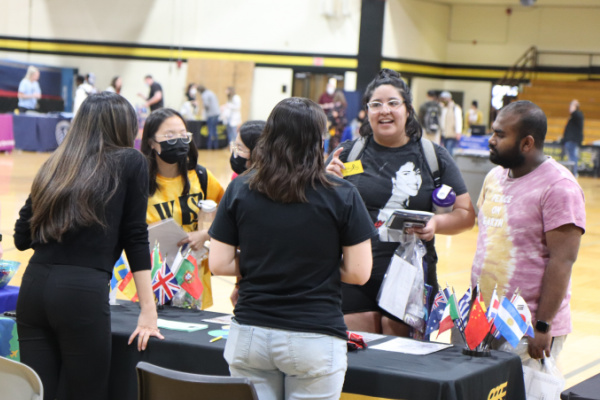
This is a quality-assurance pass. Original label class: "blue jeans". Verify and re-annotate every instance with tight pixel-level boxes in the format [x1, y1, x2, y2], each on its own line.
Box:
[224, 320, 348, 400]
[442, 137, 458, 156]
[564, 141, 579, 176]
[206, 116, 219, 150]
[226, 124, 238, 144]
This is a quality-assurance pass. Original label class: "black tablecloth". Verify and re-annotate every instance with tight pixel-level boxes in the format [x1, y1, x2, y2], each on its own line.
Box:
[186, 119, 228, 149]
[110, 302, 525, 400]
[561, 373, 600, 400]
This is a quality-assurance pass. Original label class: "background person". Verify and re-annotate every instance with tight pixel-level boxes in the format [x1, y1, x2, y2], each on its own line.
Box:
[14, 92, 162, 400]
[180, 83, 199, 120]
[208, 97, 375, 400]
[105, 76, 122, 94]
[439, 91, 463, 156]
[141, 108, 224, 309]
[229, 119, 266, 178]
[17, 65, 42, 113]
[222, 86, 242, 145]
[562, 99, 584, 177]
[138, 75, 164, 112]
[327, 89, 348, 154]
[471, 100, 585, 360]
[198, 85, 221, 150]
[466, 100, 483, 129]
[326, 69, 475, 337]
[418, 89, 442, 144]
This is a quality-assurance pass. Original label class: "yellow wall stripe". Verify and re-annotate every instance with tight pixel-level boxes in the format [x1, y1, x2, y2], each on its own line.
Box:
[0, 38, 357, 69]
[1, 37, 592, 81]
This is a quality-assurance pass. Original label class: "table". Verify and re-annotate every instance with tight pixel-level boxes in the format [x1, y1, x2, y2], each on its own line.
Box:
[0, 113, 15, 151]
[561, 373, 600, 400]
[109, 302, 526, 400]
[0, 286, 19, 313]
[12, 114, 71, 152]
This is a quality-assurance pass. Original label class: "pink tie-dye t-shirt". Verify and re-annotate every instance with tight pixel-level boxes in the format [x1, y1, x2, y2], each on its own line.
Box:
[471, 158, 585, 336]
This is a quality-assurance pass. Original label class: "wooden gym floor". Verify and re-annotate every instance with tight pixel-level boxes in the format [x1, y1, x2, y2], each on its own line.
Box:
[1, 148, 598, 390]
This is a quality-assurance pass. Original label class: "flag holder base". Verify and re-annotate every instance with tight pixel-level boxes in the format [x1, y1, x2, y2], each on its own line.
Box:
[462, 348, 491, 357]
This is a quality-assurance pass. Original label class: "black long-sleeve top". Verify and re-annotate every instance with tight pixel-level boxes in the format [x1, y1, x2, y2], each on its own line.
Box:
[14, 148, 151, 275]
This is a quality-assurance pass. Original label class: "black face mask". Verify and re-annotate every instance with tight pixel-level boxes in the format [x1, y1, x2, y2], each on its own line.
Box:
[230, 153, 248, 174]
[157, 140, 189, 164]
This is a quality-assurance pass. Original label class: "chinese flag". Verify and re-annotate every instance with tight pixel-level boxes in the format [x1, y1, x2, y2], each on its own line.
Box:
[465, 298, 491, 350]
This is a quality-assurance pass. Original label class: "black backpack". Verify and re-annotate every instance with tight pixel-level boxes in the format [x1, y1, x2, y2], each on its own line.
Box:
[423, 102, 440, 134]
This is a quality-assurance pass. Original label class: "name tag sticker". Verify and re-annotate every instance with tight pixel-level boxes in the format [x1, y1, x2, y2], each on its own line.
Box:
[342, 160, 364, 177]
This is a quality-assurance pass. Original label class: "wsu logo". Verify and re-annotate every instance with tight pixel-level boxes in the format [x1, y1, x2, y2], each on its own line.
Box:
[487, 381, 507, 400]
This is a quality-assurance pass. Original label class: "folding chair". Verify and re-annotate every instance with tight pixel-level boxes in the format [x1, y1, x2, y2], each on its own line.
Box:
[136, 361, 259, 400]
[0, 356, 43, 400]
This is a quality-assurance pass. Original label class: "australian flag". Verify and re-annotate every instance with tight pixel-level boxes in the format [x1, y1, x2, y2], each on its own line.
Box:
[425, 290, 448, 336]
[151, 261, 180, 305]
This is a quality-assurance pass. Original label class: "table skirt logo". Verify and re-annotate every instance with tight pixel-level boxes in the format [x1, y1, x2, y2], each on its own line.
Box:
[487, 381, 507, 400]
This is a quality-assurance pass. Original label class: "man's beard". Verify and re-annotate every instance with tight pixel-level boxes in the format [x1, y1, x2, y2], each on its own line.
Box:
[489, 143, 525, 169]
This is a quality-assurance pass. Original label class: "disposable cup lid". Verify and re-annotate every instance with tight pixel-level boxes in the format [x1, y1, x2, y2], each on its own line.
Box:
[199, 199, 217, 213]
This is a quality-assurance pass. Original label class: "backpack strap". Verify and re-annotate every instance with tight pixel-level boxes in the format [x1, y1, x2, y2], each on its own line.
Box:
[347, 136, 369, 162]
[195, 164, 209, 199]
[420, 138, 441, 188]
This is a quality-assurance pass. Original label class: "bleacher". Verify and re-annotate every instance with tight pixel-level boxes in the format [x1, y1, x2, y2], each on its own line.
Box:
[519, 80, 600, 144]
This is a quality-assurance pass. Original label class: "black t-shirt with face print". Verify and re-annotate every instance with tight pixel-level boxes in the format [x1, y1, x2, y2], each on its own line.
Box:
[327, 136, 468, 281]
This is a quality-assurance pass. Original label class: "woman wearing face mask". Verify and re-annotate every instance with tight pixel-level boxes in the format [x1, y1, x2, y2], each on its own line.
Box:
[229, 120, 266, 178]
[141, 108, 224, 309]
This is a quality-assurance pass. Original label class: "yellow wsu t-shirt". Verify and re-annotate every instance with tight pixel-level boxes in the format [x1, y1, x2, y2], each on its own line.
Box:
[147, 167, 224, 309]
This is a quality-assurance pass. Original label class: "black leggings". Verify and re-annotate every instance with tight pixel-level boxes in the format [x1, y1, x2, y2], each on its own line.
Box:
[16, 263, 111, 400]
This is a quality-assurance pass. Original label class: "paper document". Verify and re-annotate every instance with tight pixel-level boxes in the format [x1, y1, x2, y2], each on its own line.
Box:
[157, 319, 208, 332]
[148, 218, 188, 267]
[370, 337, 452, 355]
[202, 315, 233, 324]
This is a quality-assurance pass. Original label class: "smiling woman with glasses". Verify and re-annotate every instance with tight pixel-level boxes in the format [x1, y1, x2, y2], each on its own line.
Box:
[325, 69, 475, 339]
[141, 108, 224, 310]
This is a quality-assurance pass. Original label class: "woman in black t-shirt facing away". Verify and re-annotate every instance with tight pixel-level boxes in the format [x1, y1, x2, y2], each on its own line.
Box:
[326, 69, 476, 338]
[209, 97, 376, 400]
[14, 92, 163, 400]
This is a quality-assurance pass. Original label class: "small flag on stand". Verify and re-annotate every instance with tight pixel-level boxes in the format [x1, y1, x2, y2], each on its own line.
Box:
[493, 297, 528, 348]
[150, 242, 162, 279]
[118, 271, 138, 302]
[151, 260, 180, 305]
[486, 285, 500, 323]
[173, 248, 204, 300]
[464, 297, 491, 350]
[109, 254, 131, 305]
[437, 291, 460, 337]
[458, 286, 472, 322]
[425, 290, 448, 336]
[512, 294, 535, 337]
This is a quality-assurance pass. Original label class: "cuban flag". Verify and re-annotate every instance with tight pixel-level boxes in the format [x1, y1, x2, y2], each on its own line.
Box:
[493, 297, 528, 348]
[486, 286, 500, 322]
[152, 261, 180, 305]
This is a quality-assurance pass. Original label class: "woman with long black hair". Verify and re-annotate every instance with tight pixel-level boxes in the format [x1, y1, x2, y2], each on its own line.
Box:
[15, 92, 162, 400]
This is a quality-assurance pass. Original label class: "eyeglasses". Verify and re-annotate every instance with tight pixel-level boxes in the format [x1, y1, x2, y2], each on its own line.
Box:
[155, 131, 193, 144]
[230, 142, 250, 157]
[367, 99, 404, 112]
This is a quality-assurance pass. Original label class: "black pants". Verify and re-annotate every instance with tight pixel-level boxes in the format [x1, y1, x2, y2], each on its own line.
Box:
[16, 263, 111, 400]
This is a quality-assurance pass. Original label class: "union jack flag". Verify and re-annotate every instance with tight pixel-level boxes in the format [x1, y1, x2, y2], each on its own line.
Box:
[152, 261, 180, 305]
